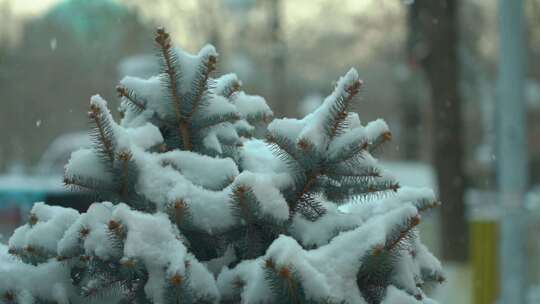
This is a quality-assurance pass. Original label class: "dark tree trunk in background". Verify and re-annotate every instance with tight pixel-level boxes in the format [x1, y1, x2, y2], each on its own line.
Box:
[410, 0, 468, 262]
[268, 0, 289, 117]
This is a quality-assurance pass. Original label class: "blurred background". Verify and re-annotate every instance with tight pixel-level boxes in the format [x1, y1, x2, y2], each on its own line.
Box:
[0, 0, 538, 303]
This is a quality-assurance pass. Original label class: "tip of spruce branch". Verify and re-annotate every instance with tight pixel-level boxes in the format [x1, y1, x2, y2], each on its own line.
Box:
[233, 278, 245, 289]
[121, 258, 136, 268]
[437, 275, 446, 284]
[28, 213, 38, 226]
[372, 244, 384, 256]
[174, 199, 187, 210]
[116, 85, 128, 97]
[278, 266, 292, 279]
[79, 227, 90, 238]
[410, 214, 421, 227]
[264, 258, 275, 269]
[158, 143, 168, 152]
[169, 273, 183, 286]
[208, 55, 217, 72]
[108, 219, 124, 237]
[155, 27, 171, 48]
[297, 138, 313, 151]
[117, 151, 132, 162]
[345, 79, 363, 95]
[382, 131, 392, 142]
[233, 185, 248, 196]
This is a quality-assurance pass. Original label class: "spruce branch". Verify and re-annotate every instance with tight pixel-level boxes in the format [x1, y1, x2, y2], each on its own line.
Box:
[107, 219, 126, 248]
[373, 214, 420, 255]
[326, 78, 363, 140]
[63, 174, 113, 193]
[186, 54, 217, 121]
[28, 213, 38, 227]
[420, 268, 446, 285]
[196, 112, 241, 130]
[327, 138, 369, 165]
[117, 151, 133, 198]
[220, 78, 242, 98]
[266, 132, 301, 169]
[296, 192, 326, 221]
[155, 27, 191, 150]
[324, 165, 382, 179]
[264, 259, 301, 304]
[416, 199, 441, 212]
[116, 85, 146, 112]
[368, 131, 392, 154]
[231, 185, 255, 224]
[88, 102, 115, 164]
[292, 172, 326, 221]
[168, 199, 190, 225]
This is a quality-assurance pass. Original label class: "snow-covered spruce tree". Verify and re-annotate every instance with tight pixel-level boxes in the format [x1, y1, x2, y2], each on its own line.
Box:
[0, 28, 444, 304]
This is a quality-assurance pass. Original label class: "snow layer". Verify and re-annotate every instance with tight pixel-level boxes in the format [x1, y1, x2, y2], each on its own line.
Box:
[219, 205, 420, 303]
[4, 202, 219, 304]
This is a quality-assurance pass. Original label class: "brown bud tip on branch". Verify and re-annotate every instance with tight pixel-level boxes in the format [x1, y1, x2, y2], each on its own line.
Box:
[207, 55, 217, 72]
[233, 185, 248, 196]
[29, 213, 38, 226]
[263, 113, 273, 123]
[169, 273, 183, 286]
[174, 199, 187, 210]
[233, 278, 245, 289]
[278, 266, 292, 279]
[117, 151, 132, 162]
[360, 141, 369, 151]
[297, 138, 313, 151]
[25, 246, 35, 253]
[79, 227, 90, 238]
[382, 131, 392, 142]
[345, 79, 363, 95]
[437, 275, 446, 284]
[155, 27, 171, 49]
[108, 219, 124, 237]
[372, 244, 384, 256]
[87, 111, 96, 120]
[108, 219, 121, 230]
[264, 258, 275, 269]
[159, 144, 168, 153]
[121, 258, 136, 268]
[88, 103, 101, 120]
[410, 215, 421, 227]
[232, 81, 242, 92]
[116, 85, 128, 98]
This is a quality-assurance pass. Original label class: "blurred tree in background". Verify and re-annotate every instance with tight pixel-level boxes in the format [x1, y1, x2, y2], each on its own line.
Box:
[408, 0, 467, 262]
[0, 0, 153, 169]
